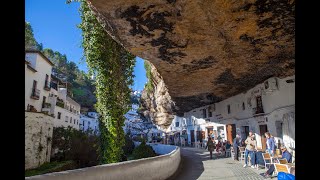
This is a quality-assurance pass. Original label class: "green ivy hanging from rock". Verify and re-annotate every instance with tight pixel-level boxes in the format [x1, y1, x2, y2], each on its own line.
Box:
[68, 0, 136, 164]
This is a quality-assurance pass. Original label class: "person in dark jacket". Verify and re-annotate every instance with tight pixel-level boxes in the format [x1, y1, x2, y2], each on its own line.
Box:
[233, 134, 241, 161]
[262, 146, 292, 178]
[205, 137, 216, 159]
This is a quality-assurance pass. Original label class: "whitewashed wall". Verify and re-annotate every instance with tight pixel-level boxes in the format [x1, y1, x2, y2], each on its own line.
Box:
[184, 76, 295, 149]
[53, 106, 80, 130]
[25, 52, 53, 112]
[25, 112, 54, 170]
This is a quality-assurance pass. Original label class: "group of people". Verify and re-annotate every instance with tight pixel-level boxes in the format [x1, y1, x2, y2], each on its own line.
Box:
[232, 131, 293, 178]
[205, 136, 232, 159]
[232, 131, 259, 168]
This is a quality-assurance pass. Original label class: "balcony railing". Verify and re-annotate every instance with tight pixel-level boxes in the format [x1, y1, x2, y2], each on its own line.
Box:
[44, 81, 50, 91]
[56, 98, 65, 108]
[252, 107, 264, 116]
[42, 102, 51, 108]
[30, 88, 40, 100]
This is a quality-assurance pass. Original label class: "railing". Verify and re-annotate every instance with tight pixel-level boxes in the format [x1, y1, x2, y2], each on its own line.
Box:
[56, 99, 64, 108]
[30, 88, 40, 100]
[50, 82, 58, 90]
[42, 103, 51, 108]
[253, 107, 264, 116]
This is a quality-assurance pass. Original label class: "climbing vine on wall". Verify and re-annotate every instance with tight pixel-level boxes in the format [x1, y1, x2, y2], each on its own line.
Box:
[69, 0, 136, 163]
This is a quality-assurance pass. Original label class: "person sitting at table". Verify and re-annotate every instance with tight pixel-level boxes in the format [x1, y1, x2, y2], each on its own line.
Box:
[224, 140, 231, 156]
[262, 146, 292, 178]
[216, 140, 222, 154]
[225, 140, 231, 149]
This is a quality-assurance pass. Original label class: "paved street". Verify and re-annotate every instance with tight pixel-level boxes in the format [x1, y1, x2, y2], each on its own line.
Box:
[168, 147, 270, 180]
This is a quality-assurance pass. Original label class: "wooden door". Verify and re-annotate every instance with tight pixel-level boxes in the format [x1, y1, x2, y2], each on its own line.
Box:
[227, 124, 236, 144]
[190, 130, 195, 142]
[259, 125, 268, 151]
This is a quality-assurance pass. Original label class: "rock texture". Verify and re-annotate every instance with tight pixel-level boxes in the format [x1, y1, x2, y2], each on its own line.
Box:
[88, 0, 295, 120]
[139, 62, 175, 128]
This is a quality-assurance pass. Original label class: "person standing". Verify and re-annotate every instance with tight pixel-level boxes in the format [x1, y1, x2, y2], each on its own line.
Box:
[265, 132, 276, 157]
[205, 137, 215, 159]
[233, 134, 241, 161]
[243, 131, 257, 168]
[250, 134, 258, 169]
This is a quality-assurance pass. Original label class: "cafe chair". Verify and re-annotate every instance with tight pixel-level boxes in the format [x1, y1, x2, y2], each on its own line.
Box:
[274, 163, 290, 176]
[262, 153, 272, 169]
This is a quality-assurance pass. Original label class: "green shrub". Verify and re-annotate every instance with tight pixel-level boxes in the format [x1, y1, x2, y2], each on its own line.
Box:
[132, 140, 156, 160]
[122, 134, 135, 155]
[51, 127, 99, 168]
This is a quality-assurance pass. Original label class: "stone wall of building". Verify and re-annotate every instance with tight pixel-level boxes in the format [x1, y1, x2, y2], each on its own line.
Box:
[25, 112, 54, 170]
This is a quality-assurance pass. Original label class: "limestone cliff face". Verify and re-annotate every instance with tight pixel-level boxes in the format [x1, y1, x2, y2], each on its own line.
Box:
[88, 0, 295, 123]
[139, 62, 175, 128]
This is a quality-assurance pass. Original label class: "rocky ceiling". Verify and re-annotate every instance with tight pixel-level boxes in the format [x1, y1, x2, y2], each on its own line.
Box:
[88, 0, 295, 116]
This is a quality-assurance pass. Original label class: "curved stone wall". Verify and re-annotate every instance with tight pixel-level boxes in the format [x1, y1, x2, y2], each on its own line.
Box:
[26, 144, 180, 180]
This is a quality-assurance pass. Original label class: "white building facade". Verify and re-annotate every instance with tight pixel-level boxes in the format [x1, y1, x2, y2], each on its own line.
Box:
[25, 50, 55, 169]
[45, 75, 81, 130]
[25, 50, 54, 112]
[183, 76, 295, 152]
[25, 50, 81, 130]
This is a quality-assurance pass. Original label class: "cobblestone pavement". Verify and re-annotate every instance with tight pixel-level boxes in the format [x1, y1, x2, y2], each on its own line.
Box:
[168, 147, 272, 180]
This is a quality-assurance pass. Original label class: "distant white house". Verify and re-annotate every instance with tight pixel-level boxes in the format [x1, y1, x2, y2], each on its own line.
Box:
[80, 112, 100, 134]
[123, 93, 165, 142]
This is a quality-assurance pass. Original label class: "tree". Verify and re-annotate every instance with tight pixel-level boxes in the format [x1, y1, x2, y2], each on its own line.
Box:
[25, 21, 42, 50]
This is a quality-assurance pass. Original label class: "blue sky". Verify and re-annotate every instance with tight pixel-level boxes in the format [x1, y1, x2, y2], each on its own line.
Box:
[25, 0, 147, 91]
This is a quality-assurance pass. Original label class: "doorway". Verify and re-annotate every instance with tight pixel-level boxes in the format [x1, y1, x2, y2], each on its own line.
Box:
[259, 124, 268, 151]
[207, 126, 213, 138]
[190, 130, 195, 143]
[241, 126, 250, 140]
[227, 124, 236, 144]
